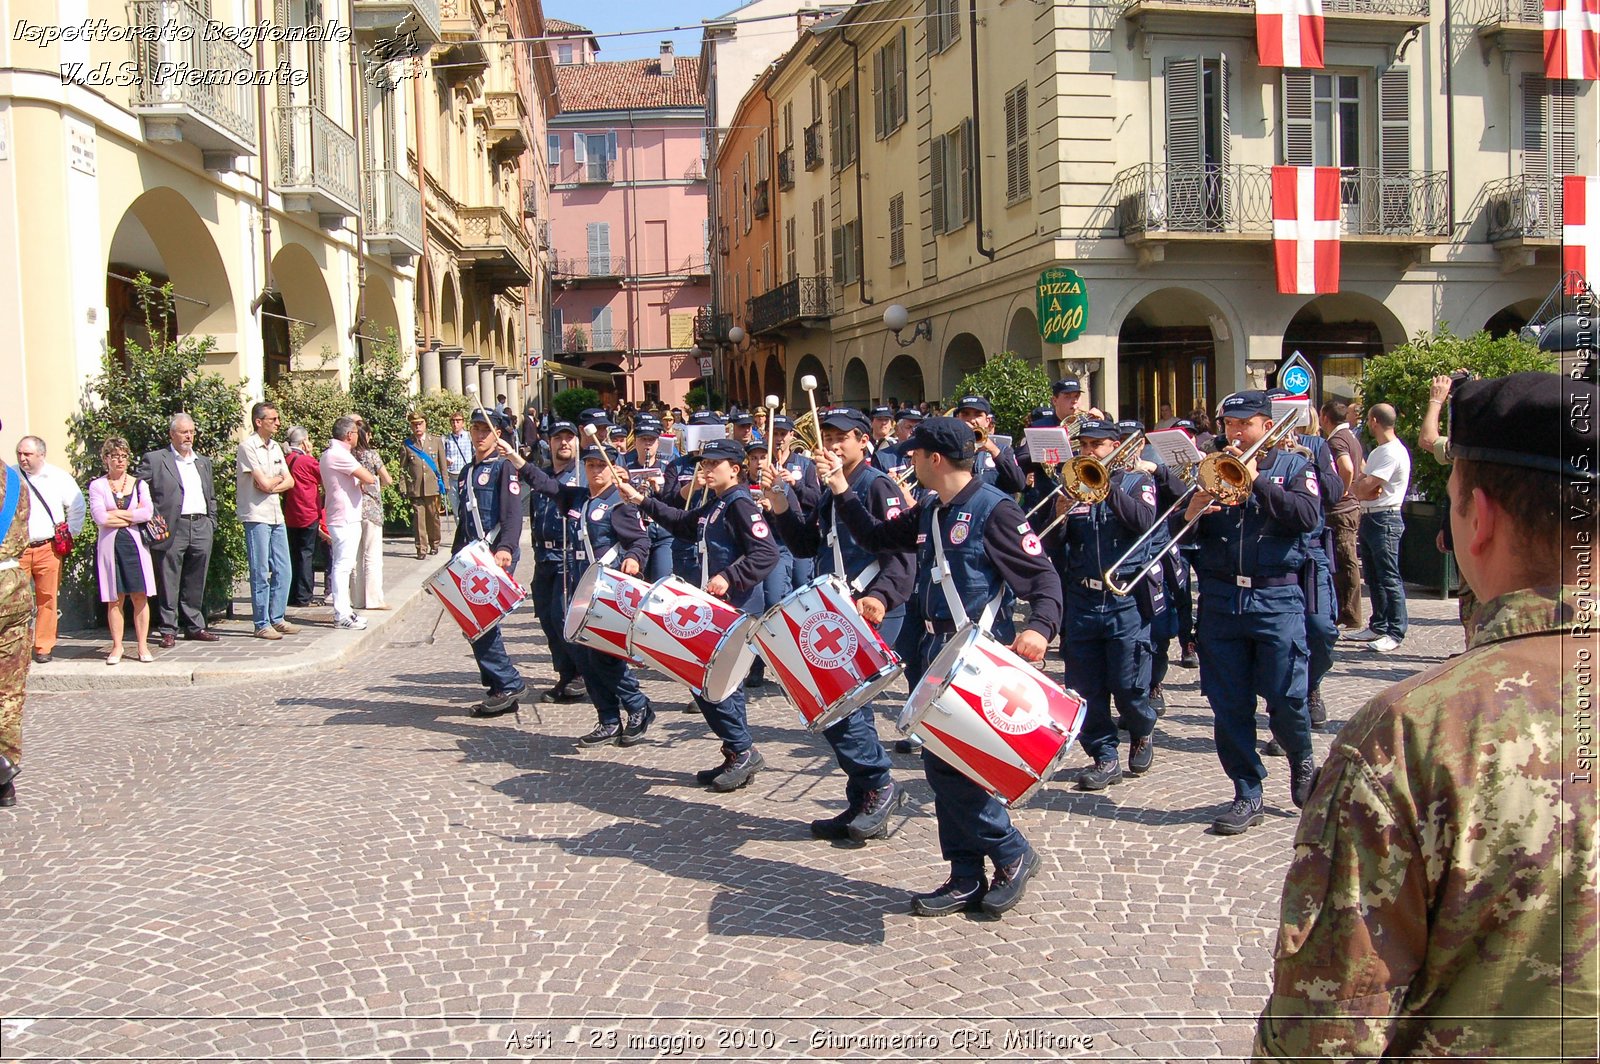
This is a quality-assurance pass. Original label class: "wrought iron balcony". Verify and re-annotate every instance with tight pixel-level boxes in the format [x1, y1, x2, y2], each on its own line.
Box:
[552, 325, 629, 353]
[484, 91, 528, 154]
[1483, 174, 1565, 242]
[747, 277, 832, 336]
[1113, 163, 1449, 241]
[1115, 0, 1428, 14]
[1481, 0, 1542, 23]
[521, 178, 540, 218]
[364, 168, 424, 260]
[551, 255, 629, 278]
[694, 309, 733, 346]
[128, 0, 256, 166]
[777, 148, 796, 190]
[803, 122, 824, 171]
[530, 219, 551, 250]
[351, 0, 442, 45]
[459, 205, 533, 288]
[752, 179, 771, 219]
[554, 158, 615, 185]
[275, 105, 359, 219]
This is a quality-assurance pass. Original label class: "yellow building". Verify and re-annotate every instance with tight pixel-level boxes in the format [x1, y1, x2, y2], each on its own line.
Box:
[720, 0, 1594, 419]
[0, 0, 551, 457]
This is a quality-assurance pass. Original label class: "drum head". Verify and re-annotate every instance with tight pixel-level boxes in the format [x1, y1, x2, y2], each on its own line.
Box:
[700, 613, 760, 702]
[897, 624, 981, 735]
[625, 575, 695, 660]
[563, 562, 604, 642]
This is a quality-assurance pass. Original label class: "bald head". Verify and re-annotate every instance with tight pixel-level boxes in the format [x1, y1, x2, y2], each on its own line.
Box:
[1369, 404, 1397, 430]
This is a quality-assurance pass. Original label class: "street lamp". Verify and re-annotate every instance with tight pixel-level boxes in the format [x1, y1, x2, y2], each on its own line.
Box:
[883, 303, 932, 346]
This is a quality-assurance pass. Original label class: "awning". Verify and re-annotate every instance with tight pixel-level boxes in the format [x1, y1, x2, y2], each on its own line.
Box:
[546, 361, 619, 385]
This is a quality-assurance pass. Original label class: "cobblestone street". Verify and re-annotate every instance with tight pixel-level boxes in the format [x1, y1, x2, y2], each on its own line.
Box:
[3, 573, 1466, 1062]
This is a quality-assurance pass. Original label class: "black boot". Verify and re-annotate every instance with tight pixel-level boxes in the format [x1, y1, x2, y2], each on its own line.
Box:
[810, 808, 856, 841]
[695, 745, 737, 785]
[710, 748, 765, 792]
[1212, 797, 1265, 835]
[578, 722, 623, 748]
[1149, 683, 1167, 718]
[1076, 757, 1123, 791]
[1178, 642, 1199, 669]
[1308, 687, 1328, 727]
[1290, 754, 1319, 808]
[910, 875, 988, 916]
[847, 782, 906, 841]
[619, 704, 655, 746]
[0, 754, 16, 808]
[1127, 736, 1155, 776]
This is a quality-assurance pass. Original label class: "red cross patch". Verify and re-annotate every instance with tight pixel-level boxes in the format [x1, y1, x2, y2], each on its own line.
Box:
[886, 504, 902, 520]
[1305, 469, 1319, 493]
[509, 478, 520, 496]
[1021, 532, 1044, 556]
[750, 518, 769, 539]
[1141, 483, 1155, 505]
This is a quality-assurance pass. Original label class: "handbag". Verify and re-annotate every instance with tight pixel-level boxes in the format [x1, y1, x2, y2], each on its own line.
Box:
[21, 470, 74, 558]
[137, 480, 170, 547]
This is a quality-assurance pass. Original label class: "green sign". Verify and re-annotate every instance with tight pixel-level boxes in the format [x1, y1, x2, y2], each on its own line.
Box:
[1037, 267, 1088, 345]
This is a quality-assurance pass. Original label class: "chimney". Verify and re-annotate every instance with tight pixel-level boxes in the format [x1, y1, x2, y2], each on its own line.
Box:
[659, 40, 675, 77]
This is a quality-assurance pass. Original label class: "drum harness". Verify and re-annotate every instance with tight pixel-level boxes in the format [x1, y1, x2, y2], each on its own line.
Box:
[928, 504, 1003, 636]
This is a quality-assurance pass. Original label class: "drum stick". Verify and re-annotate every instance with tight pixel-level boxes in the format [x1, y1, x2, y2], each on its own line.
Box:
[582, 424, 636, 498]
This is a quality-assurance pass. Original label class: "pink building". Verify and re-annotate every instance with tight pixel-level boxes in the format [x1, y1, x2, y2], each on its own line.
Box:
[547, 28, 711, 409]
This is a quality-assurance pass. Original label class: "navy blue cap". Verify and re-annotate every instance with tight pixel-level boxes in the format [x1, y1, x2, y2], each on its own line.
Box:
[902, 416, 976, 461]
[955, 395, 992, 415]
[580, 445, 621, 465]
[819, 407, 870, 434]
[549, 420, 578, 437]
[1264, 387, 1296, 402]
[1076, 418, 1121, 441]
[1173, 418, 1197, 433]
[1219, 390, 1271, 419]
[688, 410, 722, 426]
[469, 409, 494, 426]
[771, 414, 795, 432]
[729, 412, 754, 426]
[869, 406, 894, 420]
[744, 436, 770, 453]
[896, 409, 924, 423]
[1116, 419, 1145, 437]
[1029, 405, 1054, 425]
[1053, 377, 1083, 395]
[698, 438, 747, 464]
[580, 408, 614, 430]
[632, 419, 662, 437]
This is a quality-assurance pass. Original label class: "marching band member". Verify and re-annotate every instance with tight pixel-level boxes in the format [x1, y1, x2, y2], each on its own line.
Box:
[868, 406, 899, 474]
[623, 414, 674, 582]
[740, 436, 791, 690]
[657, 411, 723, 583]
[453, 409, 527, 717]
[765, 407, 915, 843]
[616, 439, 779, 793]
[951, 396, 1026, 493]
[894, 408, 921, 444]
[1183, 391, 1321, 835]
[830, 417, 1062, 917]
[1046, 419, 1161, 790]
[500, 438, 656, 748]
[727, 411, 756, 448]
[770, 413, 821, 589]
[528, 420, 584, 705]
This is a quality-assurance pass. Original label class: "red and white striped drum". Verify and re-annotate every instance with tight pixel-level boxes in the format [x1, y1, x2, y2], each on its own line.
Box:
[627, 576, 758, 702]
[564, 562, 651, 661]
[426, 539, 526, 642]
[752, 575, 903, 732]
[899, 624, 1087, 807]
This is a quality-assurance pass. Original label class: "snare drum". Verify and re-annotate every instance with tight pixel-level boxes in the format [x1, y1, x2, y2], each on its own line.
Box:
[899, 624, 1086, 807]
[564, 562, 651, 661]
[627, 576, 758, 701]
[426, 539, 526, 642]
[752, 575, 902, 732]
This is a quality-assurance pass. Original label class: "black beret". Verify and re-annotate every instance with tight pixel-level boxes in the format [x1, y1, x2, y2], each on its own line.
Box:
[699, 438, 747, 464]
[903, 416, 976, 461]
[1450, 372, 1598, 480]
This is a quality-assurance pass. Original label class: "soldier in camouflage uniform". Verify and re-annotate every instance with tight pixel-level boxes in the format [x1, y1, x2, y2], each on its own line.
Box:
[1254, 372, 1598, 1060]
[1, 426, 35, 808]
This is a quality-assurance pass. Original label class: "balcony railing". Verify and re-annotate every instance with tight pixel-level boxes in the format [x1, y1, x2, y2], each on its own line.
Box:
[552, 325, 629, 353]
[554, 158, 615, 184]
[459, 205, 533, 287]
[128, 0, 256, 160]
[351, 0, 443, 44]
[275, 105, 359, 217]
[1483, 174, 1565, 241]
[1482, 0, 1541, 22]
[803, 122, 824, 171]
[530, 218, 551, 250]
[752, 179, 771, 218]
[1115, 0, 1428, 13]
[694, 309, 732, 346]
[551, 255, 629, 278]
[521, 178, 540, 217]
[747, 276, 832, 335]
[777, 148, 796, 190]
[364, 168, 424, 256]
[1114, 163, 1449, 239]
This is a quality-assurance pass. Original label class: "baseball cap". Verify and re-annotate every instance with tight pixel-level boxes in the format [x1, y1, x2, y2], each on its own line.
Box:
[698, 438, 747, 464]
[819, 407, 870, 434]
[1076, 418, 1121, 441]
[688, 411, 722, 426]
[1116, 419, 1145, 438]
[896, 409, 924, 424]
[1218, 391, 1271, 420]
[902, 416, 976, 461]
[771, 414, 796, 432]
[549, 420, 578, 437]
[1053, 377, 1083, 395]
[869, 406, 894, 420]
[579, 445, 621, 465]
[954, 395, 992, 415]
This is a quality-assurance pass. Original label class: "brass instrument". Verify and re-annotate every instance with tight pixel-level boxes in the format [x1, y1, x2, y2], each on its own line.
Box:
[1056, 432, 1144, 507]
[789, 408, 821, 457]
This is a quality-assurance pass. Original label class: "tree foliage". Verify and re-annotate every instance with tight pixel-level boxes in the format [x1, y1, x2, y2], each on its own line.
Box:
[947, 352, 1052, 440]
[683, 385, 725, 413]
[1358, 325, 1554, 502]
[65, 275, 246, 620]
[550, 387, 600, 423]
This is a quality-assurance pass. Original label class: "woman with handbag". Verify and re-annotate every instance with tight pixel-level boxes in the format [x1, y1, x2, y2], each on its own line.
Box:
[88, 437, 157, 664]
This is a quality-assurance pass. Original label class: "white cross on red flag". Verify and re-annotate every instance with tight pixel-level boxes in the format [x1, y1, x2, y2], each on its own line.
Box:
[1564, 175, 1599, 294]
[1273, 166, 1341, 294]
[1544, 0, 1600, 81]
[1257, 0, 1325, 68]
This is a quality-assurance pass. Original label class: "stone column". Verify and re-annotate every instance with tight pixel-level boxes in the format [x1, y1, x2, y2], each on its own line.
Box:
[494, 368, 509, 406]
[418, 342, 441, 394]
[459, 353, 480, 399]
[440, 346, 464, 394]
[507, 376, 522, 413]
[480, 364, 497, 403]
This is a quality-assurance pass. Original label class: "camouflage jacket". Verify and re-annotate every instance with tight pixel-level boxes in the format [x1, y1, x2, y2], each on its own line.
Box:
[0, 463, 30, 623]
[1254, 585, 1598, 1060]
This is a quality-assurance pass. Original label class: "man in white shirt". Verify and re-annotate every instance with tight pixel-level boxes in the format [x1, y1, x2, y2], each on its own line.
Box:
[320, 416, 378, 629]
[442, 413, 471, 513]
[1350, 402, 1412, 652]
[237, 402, 298, 641]
[140, 414, 219, 646]
[13, 436, 86, 663]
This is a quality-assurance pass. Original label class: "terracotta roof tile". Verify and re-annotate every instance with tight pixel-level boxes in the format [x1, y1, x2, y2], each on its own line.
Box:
[556, 57, 705, 112]
[545, 18, 593, 35]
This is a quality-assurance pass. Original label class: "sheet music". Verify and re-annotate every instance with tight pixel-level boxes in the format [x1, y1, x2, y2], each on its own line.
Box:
[992, 433, 1013, 452]
[1146, 428, 1204, 470]
[1023, 427, 1072, 466]
[678, 424, 727, 453]
[1271, 397, 1314, 432]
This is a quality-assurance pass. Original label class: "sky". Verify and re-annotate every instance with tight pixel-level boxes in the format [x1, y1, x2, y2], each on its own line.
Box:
[544, 0, 738, 61]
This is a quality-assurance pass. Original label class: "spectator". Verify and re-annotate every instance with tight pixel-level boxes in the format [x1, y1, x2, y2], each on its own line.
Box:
[1153, 403, 1178, 429]
[352, 422, 392, 611]
[1418, 372, 1476, 635]
[1188, 408, 1216, 452]
[399, 411, 446, 559]
[518, 404, 540, 459]
[88, 437, 155, 665]
[138, 413, 218, 646]
[320, 417, 377, 629]
[14, 435, 86, 664]
[282, 426, 325, 608]
[237, 401, 298, 641]
[442, 412, 471, 507]
[495, 393, 510, 417]
[1350, 402, 1411, 652]
[1320, 398, 1365, 630]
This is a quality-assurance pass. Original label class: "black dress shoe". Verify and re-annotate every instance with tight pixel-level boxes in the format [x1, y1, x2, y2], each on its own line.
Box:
[911, 875, 988, 916]
[185, 629, 220, 642]
[31, 651, 50, 664]
[982, 848, 1042, 915]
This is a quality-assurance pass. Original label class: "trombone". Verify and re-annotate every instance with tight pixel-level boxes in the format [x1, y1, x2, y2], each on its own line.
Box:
[1026, 431, 1144, 526]
[1102, 413, 1306, 595]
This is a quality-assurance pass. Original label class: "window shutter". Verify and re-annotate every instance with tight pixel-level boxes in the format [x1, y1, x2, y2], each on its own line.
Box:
[1217, 54, 1230, 170]
[547, 133, 561, 166]
[832, 226, 847, 283]
[889, 193, 905, 264]
[1523, 75, 1550, 179]
[958, 118, 973, 225]
[607, 131, 618, 160]
[931, 132, 947, 233]
[926, 0, 941, 53]
[1551, 79, 1577, 175]
[1378, 66, 1412, 231]
[1165, 58, 1202, 170]
[1005, 83, 1030, 203]
[1282, 71, 1314, 165]
[945, 0, 961, 50]
[872, 47, 885, 139]
[896, 29, 908, 127]
[573, 135, 587, 164]
[829, 88, 840, 167]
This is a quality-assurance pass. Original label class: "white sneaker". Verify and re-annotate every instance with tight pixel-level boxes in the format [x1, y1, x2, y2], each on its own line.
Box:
[1343, 627, 1381, 642]
[336, 615, 368, 631]
[1368, 635, 1400, 653]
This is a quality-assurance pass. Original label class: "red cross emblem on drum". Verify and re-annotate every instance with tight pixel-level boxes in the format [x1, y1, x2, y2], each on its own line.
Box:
[664, 601, 713, 639]
[799, 611, 859, 670]
[461, 565, 500, 607]
[981, 676, 1042, 735]
[616, 582, 644, 619]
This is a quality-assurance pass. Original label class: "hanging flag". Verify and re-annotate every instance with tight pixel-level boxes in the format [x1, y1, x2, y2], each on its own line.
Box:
[1544, 0, 1600, 81]
[1564, 175, 1598, 294]
[1257, 0, 1325, 68]
[1272, 166, 1342, 295]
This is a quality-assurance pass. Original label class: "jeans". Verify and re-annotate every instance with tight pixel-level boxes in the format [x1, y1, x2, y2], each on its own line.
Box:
[1359, 509, 1407, 640]
[243, 520, 290, 629]
[287, 524, 318, 606]
[328, 520, 362, 623]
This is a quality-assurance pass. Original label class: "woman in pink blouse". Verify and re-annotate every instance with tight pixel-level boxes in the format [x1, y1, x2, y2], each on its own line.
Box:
[88, 437, 157, 664]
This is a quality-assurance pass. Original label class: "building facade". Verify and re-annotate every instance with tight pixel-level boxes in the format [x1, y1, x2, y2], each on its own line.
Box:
[545, 30, 710, 409]
[714, 0, 1593, 420]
